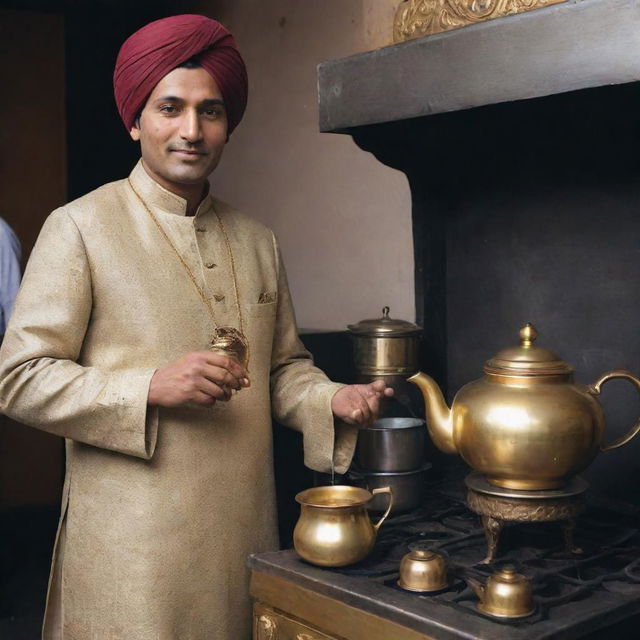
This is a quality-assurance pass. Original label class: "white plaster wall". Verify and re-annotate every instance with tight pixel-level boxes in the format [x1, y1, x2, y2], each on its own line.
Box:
[202, 0, 413, 330]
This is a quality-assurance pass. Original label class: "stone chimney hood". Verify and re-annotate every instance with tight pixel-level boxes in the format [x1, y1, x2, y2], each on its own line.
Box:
[314, 0, 640, 431]
[319, 0, 640, 133]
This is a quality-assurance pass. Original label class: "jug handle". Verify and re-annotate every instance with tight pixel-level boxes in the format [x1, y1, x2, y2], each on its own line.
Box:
[587, 369, 640, 452]
[371, 487, 394, 531]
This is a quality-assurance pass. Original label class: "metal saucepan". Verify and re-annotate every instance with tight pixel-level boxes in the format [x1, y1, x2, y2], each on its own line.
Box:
[349, 463, 431, 513]
[356, 417, 426, 472]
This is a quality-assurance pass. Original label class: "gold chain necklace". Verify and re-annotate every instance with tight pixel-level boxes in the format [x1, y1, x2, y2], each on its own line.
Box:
[128, 178, 249, 369]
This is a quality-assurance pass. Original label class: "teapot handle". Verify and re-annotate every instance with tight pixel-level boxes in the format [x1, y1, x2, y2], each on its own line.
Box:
[371, 487, 394, 531]
[587, 370, 640, 452]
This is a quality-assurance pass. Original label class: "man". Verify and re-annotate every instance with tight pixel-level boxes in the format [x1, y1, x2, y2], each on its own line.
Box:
[0, 14, 391, 640]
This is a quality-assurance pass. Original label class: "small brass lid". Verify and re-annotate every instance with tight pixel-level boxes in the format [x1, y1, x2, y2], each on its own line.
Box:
[492, 565, 526, 584]
[347, 306, 422, 337]
[407, 549, 437, 561]
[484, 324, 572, 377]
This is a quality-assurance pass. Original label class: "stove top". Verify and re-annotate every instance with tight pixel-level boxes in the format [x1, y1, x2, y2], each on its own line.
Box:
[251, 474, 640, 639]
[329, 480, 640, 637]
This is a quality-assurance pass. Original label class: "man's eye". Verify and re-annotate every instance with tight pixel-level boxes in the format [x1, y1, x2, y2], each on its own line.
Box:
[160, 105, 178, 114]
[202, 108, 223, 118]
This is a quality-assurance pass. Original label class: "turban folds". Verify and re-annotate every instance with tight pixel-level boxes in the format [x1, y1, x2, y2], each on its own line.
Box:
[114, 14, 248, 135]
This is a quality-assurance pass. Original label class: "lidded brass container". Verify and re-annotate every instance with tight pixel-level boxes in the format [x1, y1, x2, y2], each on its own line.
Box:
[398, 548, 449, 592]
[348, 306, 422, 379]
[409, 324, 640, 490]
[468, 566, 535, 618]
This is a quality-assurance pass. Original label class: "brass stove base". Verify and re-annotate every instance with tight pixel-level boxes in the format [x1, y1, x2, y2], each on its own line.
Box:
[465, 473, 587, 564]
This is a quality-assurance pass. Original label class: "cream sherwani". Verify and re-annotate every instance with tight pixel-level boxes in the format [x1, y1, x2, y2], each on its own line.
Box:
[0, 161, 357, 640]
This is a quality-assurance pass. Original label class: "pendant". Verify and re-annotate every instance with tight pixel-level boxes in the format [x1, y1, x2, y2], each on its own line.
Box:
[209, 326, 250, 369]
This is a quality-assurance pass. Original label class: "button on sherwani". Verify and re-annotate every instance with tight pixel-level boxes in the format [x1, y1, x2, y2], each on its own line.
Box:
[0, 161, 357, 640]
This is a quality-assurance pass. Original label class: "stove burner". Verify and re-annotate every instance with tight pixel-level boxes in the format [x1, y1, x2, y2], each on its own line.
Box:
[387, 575, 466, 596]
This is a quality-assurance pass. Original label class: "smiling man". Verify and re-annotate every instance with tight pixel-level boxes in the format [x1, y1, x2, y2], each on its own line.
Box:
[0, 14, 391, 640]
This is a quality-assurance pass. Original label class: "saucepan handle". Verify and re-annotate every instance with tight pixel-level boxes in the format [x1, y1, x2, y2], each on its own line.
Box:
[371, 486, 394, 531]
[587, 369, 640, 452]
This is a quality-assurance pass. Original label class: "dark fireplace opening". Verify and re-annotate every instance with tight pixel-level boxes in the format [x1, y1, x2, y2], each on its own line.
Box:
[349, 81, 640, 501]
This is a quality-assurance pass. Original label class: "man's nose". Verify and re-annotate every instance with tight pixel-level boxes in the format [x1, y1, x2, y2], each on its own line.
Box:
[179, 110, 202, 143]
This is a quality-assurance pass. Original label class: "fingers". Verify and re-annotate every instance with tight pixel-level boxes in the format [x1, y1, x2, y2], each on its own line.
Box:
[202, 351, 250, 386]
[201, 363, 244, 391]
[332, 386, 375, 427]
[192, 390, 217, 407]
[187, 352, 251, 394]
[148, 351, 251, 408]
[194, 376, 234, 401]
[331, 381, 395, 428]
[368, 379, 394, 398]
[349, 391, 373, 425]
[356, 381, 390, 423]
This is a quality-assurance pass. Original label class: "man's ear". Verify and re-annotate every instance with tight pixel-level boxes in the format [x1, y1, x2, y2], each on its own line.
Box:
[129, 118, 141, 141]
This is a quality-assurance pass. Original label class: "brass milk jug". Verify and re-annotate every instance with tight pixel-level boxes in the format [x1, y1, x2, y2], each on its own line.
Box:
[293, 485, 393, 567]
[408, 324, 640, 490]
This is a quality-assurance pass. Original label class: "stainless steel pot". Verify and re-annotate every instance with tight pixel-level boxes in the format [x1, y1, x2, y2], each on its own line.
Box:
[349, 463, 431, 513]
[356, 417, 426, 472]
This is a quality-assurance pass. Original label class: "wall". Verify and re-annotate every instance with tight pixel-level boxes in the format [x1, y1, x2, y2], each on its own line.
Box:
[354, 82, 640, 500]
[0, 9, 66, 508]
[197, 0, 414, 330]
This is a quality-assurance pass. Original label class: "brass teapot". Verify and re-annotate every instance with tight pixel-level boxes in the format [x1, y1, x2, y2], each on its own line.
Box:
[467, 566, 535, 618]
[408, 324, 640, 490]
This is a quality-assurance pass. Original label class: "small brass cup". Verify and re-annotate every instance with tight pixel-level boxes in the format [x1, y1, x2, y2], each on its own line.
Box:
[398, 549, 449, 592]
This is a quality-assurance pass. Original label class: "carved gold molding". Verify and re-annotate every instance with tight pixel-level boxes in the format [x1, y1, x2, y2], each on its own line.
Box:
[393, 0, 568, 41]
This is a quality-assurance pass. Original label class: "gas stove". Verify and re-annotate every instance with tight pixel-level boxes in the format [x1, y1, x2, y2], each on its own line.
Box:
[330, 480, 640, 637]
[252, 472, 640, 639]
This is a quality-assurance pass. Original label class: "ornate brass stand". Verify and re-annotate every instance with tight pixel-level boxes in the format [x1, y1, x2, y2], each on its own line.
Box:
[465, 472, 588, 564]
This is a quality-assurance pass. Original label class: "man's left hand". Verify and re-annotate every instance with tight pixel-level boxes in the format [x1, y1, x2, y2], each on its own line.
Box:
[331, 380, 394, 428]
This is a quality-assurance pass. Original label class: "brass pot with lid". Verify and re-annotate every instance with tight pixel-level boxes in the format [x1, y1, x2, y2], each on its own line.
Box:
[398, 548, 449, 592]
[408, 323, 640, 490]
[348, 306, 422, 379]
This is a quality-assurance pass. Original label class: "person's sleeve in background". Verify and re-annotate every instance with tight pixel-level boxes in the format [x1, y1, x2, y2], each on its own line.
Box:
[0, 217, 22, 336]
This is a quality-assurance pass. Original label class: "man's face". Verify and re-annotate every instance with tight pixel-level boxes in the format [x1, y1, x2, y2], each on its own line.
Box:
[130, 66, 228, 193]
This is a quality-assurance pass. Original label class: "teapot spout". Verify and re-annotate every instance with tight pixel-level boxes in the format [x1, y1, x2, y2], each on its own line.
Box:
[407, 372, 456, 454]
[466, 576, 486, 603]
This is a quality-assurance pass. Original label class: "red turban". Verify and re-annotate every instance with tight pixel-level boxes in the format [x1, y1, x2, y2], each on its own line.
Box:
[113, 14, 248, 135]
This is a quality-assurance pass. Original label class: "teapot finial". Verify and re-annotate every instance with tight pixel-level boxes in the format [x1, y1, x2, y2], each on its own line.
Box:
[499, 565, 518, 582]
[519, 323, 538, 347]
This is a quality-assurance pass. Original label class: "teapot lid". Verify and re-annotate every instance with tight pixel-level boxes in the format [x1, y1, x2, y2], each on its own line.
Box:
[491, 565, 528, 585]
[347, 306, 422, 337]
[484, 324, 572, 377]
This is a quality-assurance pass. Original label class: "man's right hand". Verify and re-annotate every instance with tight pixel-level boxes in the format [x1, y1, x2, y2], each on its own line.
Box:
[147, 351, 250, 408]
